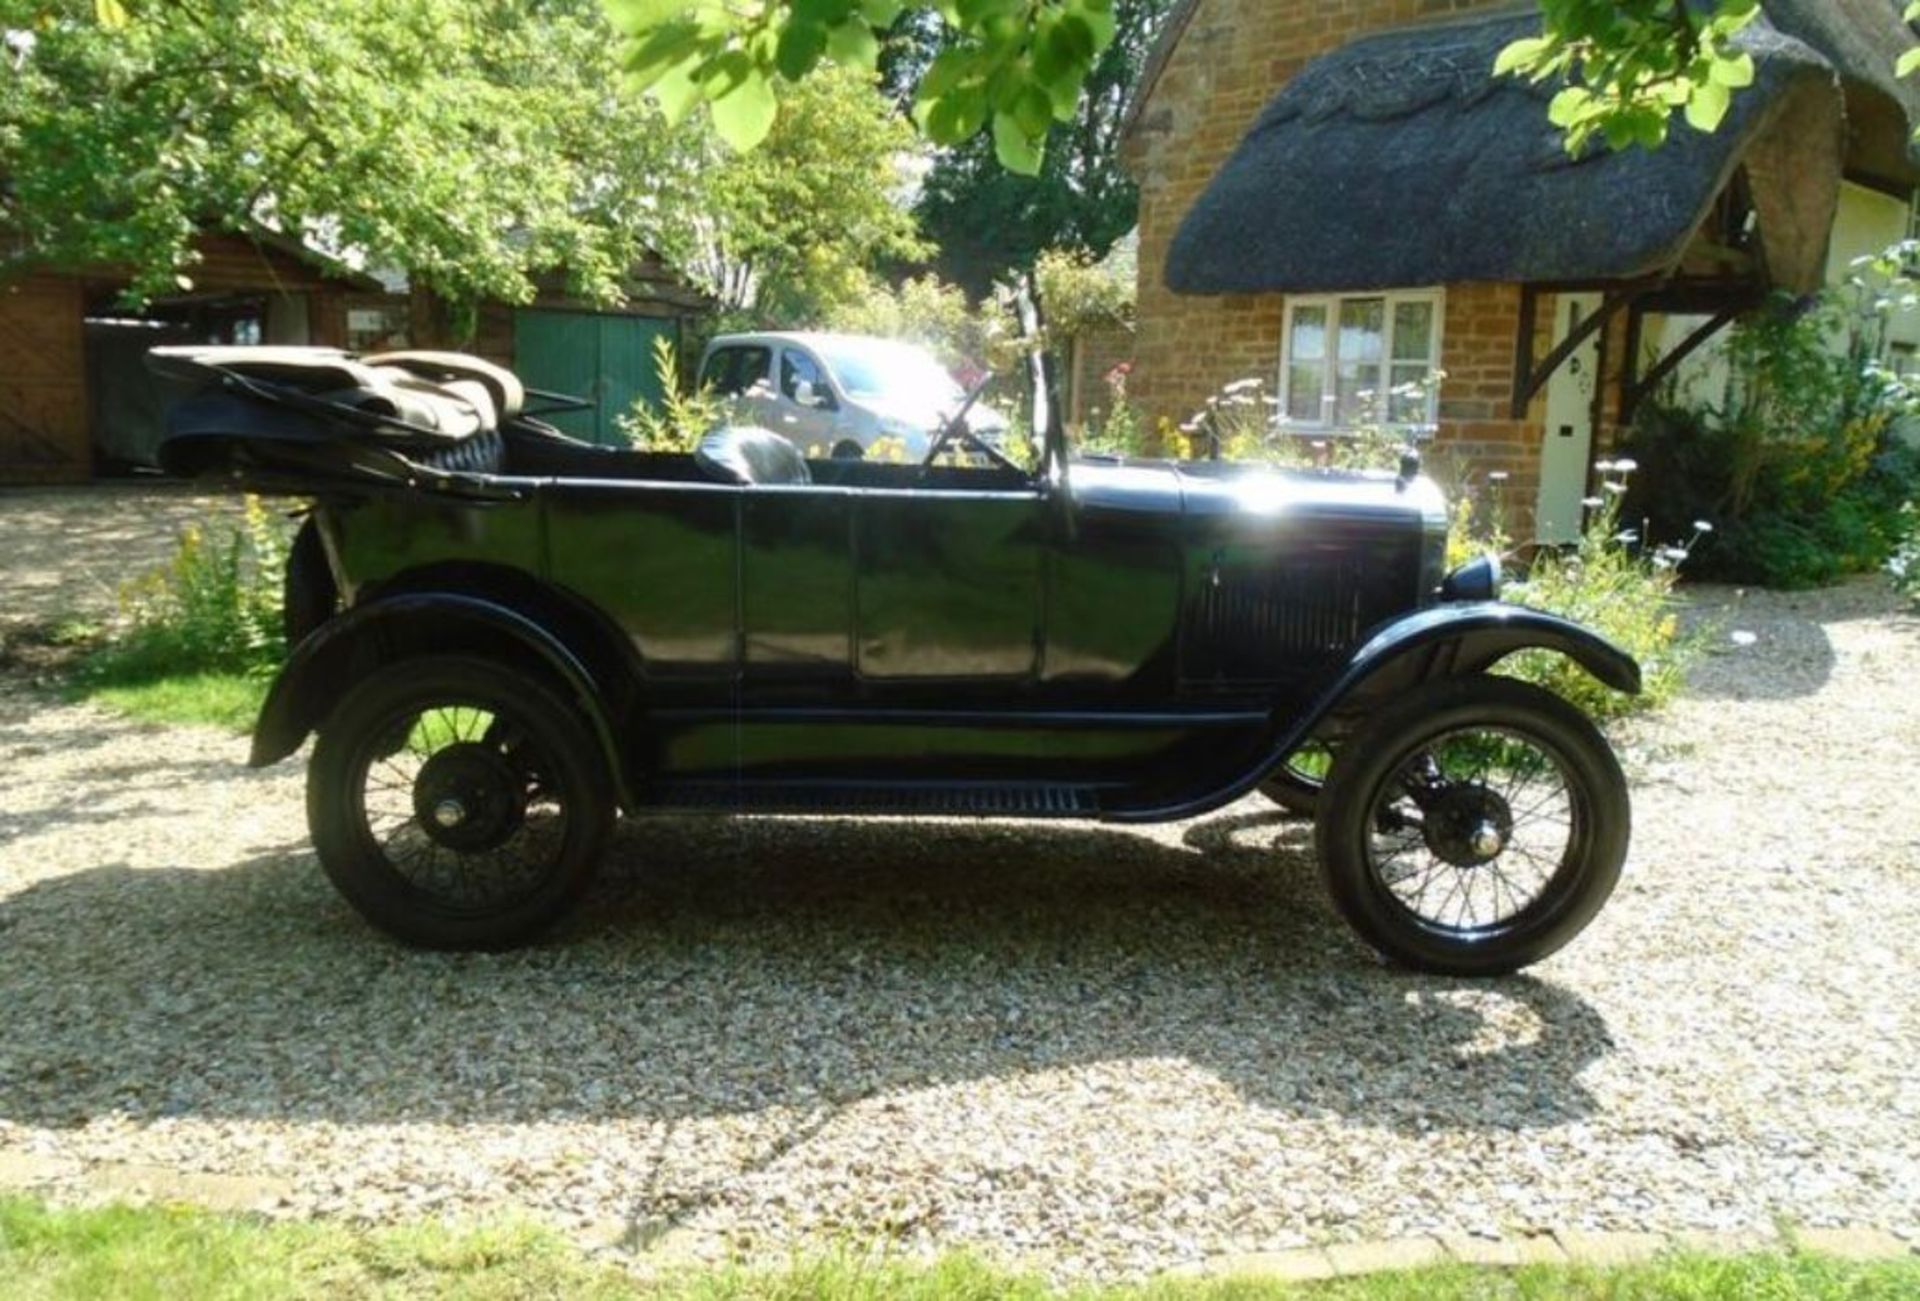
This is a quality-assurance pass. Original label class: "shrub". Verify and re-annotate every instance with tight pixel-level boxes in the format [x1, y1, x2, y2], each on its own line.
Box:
[1889, 502, 1920, 610]
[79, 496, 289, 688]
[1620, 244, 1920, 590]
[1496, 462, 1707, 719]
[617, 336, 733, 453]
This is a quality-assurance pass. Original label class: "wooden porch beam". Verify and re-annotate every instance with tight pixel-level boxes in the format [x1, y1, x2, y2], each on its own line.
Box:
[1622, 308, 1741, 420]
[1510, 291, 1635, 420]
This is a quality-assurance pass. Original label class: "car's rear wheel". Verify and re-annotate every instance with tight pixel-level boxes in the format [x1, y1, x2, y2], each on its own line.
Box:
[1316, 676, 1628, 976]
[308, 656, 613, 950]
[831, 439, 865, 461]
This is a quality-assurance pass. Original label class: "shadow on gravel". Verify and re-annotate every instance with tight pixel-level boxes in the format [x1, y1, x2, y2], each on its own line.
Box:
[1673, 581, 1911, 703]
[0, 810, 1612, 1139]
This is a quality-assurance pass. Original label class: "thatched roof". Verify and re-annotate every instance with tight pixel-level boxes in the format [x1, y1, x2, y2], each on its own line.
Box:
[1163, 5, 1904, 297]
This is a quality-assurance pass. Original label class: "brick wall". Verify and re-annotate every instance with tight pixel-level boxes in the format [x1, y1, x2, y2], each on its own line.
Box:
[1127, 0, 1554, 531]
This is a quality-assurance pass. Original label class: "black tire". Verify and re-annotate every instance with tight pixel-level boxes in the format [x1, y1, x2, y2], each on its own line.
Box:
[1315, 676, 1629, 976]
[308, 656, 614, 950]
[1259, 741, 1333, 817]
[831, 440, 865, 461]
[283, 519, 339, 647]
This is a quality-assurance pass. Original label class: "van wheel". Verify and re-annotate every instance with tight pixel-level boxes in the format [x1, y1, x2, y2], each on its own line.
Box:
[308, 656, 614, 950]
[831, 440, 865, 461]
[1316, 676, 1629, 976]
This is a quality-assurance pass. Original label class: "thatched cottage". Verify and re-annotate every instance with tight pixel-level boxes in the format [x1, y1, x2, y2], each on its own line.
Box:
[1122, 0, 1920, 540]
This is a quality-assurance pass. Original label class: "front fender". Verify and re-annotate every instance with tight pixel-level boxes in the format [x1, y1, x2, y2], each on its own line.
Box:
[250, 593, 628, 801]
[1328, 602, 1642, 703]
[1110, 603, 1637, 824]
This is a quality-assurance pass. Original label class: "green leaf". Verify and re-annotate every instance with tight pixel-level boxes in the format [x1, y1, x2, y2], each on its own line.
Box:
[825, 18, 878, 71]
[923, 87, 987, 145]
[1494, 36, 1551, 77]
[1710, 51, 1754, 88]
[1899, 48, 1920, 80]
[992, 110, 1042, 174]
[94, 0, 129, 28]
[709, 67, 778, 150]
[775, 20, 828, 81]
[1547, 86, 1592, 128]
[603, 0, 695, 33]
[647, 59, 703, 124]
[861, 0, 905, 25]
[1684, 78, 1730, 133]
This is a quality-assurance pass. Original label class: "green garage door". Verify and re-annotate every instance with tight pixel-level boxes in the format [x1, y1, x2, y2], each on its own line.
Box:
[513, 310, 676, 445]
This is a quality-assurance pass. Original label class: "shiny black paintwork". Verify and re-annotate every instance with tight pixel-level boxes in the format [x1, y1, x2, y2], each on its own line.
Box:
[251, 443, 1641, 823]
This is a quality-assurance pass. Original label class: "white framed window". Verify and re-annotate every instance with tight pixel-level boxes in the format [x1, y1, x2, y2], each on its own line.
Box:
[1280, 289, 1444, 430]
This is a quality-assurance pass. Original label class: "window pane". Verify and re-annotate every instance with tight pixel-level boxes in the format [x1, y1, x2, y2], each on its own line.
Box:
[1389, 362, 1433, 424]
[1335, 298, 1385, 424]
[1392, 301, 1434, 362]
[1287, 362, 1326, 422]
[1289, 305, 1328, 362]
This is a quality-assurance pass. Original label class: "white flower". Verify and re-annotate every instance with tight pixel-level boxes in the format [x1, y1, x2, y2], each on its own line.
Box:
[1730, 630, 1758, 647]
[1223, 378, 1264, 395]
[1603, 481, 1627, 495]
[1581, 496, 1604, 509]
[1488, 471, 1510, 483]
[1594, 459, 1616, 473]
[1693, 520, 1715, 534]
[1612, 457, 1638, 473]
[1613, 530, 1639, 544]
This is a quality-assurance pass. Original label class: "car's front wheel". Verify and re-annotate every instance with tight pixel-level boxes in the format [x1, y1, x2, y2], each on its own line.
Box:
[308, 656, 614, 950]
[1316, 675, 1628, 976]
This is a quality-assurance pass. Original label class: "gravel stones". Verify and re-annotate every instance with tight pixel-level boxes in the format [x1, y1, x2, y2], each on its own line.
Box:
[1, 489, 1916, 1278]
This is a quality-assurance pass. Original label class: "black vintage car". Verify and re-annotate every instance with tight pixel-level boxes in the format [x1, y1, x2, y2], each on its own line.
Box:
[150, 345, 1639, 974]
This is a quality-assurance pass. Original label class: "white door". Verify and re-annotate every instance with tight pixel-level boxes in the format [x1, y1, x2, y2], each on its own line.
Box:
[1535, 293, 1601, 544]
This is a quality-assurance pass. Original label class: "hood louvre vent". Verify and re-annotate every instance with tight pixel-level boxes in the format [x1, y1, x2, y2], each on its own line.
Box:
[1184, 555, 1371, 685]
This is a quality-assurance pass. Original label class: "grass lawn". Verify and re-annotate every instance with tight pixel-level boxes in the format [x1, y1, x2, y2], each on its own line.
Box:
[1, 1198, 1915, 1300]
[75, 670, 268, 733]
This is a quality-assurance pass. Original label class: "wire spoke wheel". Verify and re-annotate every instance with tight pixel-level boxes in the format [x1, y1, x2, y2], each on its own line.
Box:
[352, 703, 567, 916]
[1316, 676, 1629, 976]
[1365, 727, 1577, 938]
[309, 657, 613, 950]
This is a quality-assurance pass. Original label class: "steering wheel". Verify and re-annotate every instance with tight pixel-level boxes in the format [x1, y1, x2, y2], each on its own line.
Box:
[921, 376, 1022, 472]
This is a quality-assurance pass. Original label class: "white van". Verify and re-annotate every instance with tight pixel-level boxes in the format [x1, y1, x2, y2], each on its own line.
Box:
[697, 332, 1008, 461]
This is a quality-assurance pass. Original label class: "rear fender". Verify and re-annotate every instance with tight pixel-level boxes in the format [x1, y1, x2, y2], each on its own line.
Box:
[251, 593, 633, 805]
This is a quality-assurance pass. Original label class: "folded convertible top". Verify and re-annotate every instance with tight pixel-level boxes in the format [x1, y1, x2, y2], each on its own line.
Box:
[147, 345, 533, 483]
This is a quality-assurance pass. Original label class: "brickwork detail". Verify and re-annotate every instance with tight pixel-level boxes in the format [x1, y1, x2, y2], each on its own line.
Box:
[1126, 0, 1553, 533]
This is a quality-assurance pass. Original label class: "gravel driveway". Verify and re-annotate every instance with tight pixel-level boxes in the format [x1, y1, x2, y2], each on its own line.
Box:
[1, 488, 1916, 1278]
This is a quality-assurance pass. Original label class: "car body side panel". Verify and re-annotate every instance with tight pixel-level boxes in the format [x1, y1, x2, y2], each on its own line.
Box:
[540, 481, 740, 678]
[741, 487, 856, 677]
[853, 489, 1045, 682]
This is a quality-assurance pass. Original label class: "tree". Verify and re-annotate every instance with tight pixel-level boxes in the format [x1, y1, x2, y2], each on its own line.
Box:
[605, 0, 1122, 175]
[912, 0, 1168, 298]
[607, 1, 1917, 172]
[1, 0, 708, 307]
[686, 65, 928, 323]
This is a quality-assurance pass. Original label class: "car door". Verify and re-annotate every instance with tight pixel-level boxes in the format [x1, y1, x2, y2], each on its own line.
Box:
[852, 479, 1047, 687]
[771, 345, 843, 455]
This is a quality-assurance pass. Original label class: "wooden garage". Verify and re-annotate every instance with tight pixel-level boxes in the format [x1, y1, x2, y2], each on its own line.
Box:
[0, 231, 383, 483]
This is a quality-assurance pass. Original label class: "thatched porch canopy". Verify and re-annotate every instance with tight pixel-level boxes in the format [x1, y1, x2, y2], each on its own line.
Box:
[1164, 6, 1909, 299]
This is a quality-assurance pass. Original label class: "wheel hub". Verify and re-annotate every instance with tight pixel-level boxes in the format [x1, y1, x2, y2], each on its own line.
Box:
[412, 742, 527, 853]
[1422, 783, 1515, 868]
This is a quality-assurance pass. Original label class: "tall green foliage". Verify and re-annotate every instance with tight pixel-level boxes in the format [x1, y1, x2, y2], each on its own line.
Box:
[690, 65, 928, 324]
[1, 0, 708, 307]
[605, 0, 1124, 176]
[911, 0, 1170, 296]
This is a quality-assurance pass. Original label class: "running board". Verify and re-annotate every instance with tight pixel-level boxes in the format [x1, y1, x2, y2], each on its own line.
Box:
[644, 780, 1102, 818]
